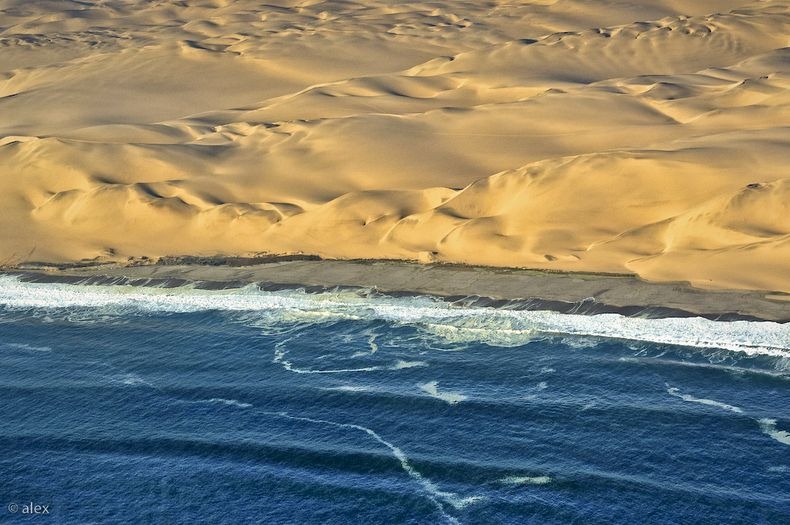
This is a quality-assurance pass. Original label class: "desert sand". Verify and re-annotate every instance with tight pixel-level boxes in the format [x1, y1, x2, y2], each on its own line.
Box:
[1, 0, 789, 292]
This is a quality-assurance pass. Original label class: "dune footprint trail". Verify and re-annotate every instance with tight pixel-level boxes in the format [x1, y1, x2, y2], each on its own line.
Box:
[1, 0, 789, 292]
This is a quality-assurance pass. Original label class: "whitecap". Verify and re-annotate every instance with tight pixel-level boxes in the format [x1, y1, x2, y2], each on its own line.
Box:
[758, 418, 790, 446]
[366, 332, 380, 355]
[419, 381, 467, 405]
[2, 342, 52, 352]
[667, 387, 790, 446]
[198, 398, 253, 409]
[273, 344, 426, 374]
[325, 385, 370, 392]
[350, 331, 381, 358]
[560, 336, 599, 349]
[421, 322, 537, 347]
[1, 275, 788, 357]
[392, 360, 427, 370]
[114, 373, 151, 387]
[621, 358, 790, 380]
[666, 386, 743, 413]
[501, 475, 552, 485]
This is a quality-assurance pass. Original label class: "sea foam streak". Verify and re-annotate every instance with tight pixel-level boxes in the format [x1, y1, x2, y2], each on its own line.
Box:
[666, 386, 790, 446]
[273, 340, 427, 374]
[419, 381, 467, 405]
[501, 475, 552, 485]
[666, 387, 744, 413]
[267, 411, 483, 524]
[758, 419, 790, 446]
[198, 398, 253, 409]
[0, 276, 788, 357]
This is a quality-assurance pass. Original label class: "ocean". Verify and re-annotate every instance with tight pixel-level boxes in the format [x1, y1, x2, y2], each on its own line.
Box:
[0, 275, 788, 524]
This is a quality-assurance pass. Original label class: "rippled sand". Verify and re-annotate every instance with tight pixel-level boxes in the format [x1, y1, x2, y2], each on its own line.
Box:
[1, 1, 788, 291]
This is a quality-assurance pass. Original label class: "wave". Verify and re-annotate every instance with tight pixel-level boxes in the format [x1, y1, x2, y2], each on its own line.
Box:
[325, 385, 371, 392]
[197, 398, 253, 409]
[500, 475, 552, 485]
[666, 386, 790, 447]
[0, 275, 788, 357]
[666, 386, 744, 413]
[267, 411, 483, 524]
[419, 381, 467, 405]
[273, 340, 427, 374]
[620, 358, 790, 380]
[757, 419, 790, 446]
[2, 342, 52, 352]
[112, 373, 152, 387]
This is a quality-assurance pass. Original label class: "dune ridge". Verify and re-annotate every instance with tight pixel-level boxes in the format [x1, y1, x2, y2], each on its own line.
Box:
[1, 0, 789, 292]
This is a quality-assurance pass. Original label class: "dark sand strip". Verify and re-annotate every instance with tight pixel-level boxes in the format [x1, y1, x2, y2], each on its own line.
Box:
[5, 259, 789, 322]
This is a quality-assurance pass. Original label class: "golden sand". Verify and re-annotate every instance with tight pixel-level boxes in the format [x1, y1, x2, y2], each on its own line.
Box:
[1, 1, 788, 291]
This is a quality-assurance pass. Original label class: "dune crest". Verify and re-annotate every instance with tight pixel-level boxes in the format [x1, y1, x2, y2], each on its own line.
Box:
[0, 0, 788, 292]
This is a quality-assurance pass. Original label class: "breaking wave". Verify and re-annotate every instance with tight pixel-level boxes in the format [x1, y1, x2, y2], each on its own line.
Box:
[0, 275, 787, 357]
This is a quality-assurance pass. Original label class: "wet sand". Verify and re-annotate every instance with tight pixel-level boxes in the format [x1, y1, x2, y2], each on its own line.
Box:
[7, 259, 789, 322]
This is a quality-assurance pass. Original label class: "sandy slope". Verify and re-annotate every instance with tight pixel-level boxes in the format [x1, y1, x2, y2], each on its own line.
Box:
[1, 0, 788, 292]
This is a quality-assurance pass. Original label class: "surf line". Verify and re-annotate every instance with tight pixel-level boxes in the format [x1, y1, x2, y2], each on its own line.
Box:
[264, 411, 483, 524]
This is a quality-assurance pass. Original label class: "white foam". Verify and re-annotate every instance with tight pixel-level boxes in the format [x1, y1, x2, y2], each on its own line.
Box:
[667, 387, 790, 446]
[560, 336, 599, 349]
[2, 342, 52, 352]
[273, 342, 426, 374]
[325, 385, 371, 392]
[758, 419, 790, 446]
[419, 381, 467, 405]
[666, 386, 743, 413]
[269, 411, 483, 523]
[114, 373, 151, 387]
[421, 322, 538, 347]
[367, 333, 379, 354]
[0, 275, 788, 357]
[393, 360, 427, 370]
[501, 475, 552, 485]
[621, 357, 790, 380]
[198, 398, 253, 409]
[350, 331, 380, 358]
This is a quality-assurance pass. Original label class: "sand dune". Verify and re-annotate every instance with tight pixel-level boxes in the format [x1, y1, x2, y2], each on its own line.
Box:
[0, 0, 788, 291]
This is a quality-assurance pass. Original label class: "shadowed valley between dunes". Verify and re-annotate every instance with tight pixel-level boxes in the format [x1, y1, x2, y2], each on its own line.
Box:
[1, 0, 789, 292]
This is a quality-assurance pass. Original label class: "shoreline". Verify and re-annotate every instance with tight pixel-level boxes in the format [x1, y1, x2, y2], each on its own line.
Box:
[3, 258, 788, 323]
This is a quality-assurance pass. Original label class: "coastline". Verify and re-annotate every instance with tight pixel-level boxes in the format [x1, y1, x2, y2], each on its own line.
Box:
[4, 258, 788, 323]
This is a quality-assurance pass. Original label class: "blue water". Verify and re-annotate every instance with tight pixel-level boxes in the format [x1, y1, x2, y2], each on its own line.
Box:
[1, 276, 788, 524]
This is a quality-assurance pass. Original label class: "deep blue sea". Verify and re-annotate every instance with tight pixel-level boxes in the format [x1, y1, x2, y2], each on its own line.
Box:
[0, 275, 788, 524]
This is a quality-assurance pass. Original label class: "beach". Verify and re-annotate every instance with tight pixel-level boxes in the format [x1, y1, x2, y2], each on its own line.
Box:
[2, 3, 790, 523]
[7, 258, 789, 321]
